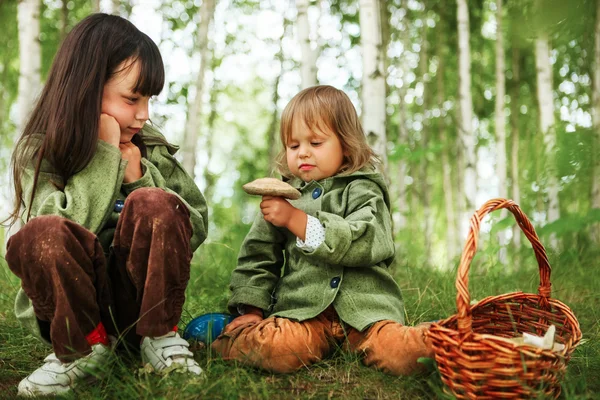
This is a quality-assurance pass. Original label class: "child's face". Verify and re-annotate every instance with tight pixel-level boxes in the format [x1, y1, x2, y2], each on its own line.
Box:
[101, 60, 151, 143]
[286, 117, 344, 182]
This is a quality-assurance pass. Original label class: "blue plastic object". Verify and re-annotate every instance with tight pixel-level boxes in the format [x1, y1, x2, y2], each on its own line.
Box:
[183, 313, 235, 343]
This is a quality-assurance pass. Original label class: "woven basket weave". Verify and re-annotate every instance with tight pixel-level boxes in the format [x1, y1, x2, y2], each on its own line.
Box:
[426, 198, 581, 399]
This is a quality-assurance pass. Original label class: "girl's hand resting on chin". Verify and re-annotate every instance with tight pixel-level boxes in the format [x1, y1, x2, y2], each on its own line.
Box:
[119, 142, 142, 183]
[98, 113, 121, 148]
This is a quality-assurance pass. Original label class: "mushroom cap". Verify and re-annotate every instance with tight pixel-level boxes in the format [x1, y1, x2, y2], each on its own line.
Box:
[242, 178, 301, 200]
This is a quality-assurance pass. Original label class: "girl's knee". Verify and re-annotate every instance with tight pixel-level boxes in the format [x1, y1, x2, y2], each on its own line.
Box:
[125, 188, 176, 210]
[7, 216, 96, 277]
[8, 216, 74, 258]
[124, 188, 188, 221]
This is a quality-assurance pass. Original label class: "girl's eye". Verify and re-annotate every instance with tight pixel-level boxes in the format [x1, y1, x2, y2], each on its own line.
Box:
[311, 142, 322, 146]
[288, 145, 299, 150]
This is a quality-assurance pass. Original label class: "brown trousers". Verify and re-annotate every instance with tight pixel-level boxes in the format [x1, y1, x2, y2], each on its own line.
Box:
[6, 188, 193, 362]
[211, 306, 433, 376]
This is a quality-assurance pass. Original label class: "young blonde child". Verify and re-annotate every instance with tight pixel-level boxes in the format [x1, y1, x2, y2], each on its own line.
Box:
[6, 14, 207, 396]
[212, 85, 433, 375]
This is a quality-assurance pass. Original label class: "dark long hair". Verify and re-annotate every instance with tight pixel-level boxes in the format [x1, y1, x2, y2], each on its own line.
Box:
[7, 13, 164, 225]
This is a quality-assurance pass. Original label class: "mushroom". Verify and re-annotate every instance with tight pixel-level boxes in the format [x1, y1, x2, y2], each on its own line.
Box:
[242, 178, 301, 200]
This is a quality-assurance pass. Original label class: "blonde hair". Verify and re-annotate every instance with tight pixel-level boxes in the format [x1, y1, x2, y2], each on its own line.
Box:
[275, 85, 378, 178]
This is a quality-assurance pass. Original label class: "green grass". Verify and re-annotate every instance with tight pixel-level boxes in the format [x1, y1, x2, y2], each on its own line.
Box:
[0, 236, 598, 399]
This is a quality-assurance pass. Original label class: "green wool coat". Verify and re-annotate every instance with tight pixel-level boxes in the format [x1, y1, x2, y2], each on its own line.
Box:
[13, 126, 208, 342]
[228, 168, 406, 331]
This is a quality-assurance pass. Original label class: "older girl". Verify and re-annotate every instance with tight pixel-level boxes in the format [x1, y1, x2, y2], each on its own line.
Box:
[7, 13, 207, 396]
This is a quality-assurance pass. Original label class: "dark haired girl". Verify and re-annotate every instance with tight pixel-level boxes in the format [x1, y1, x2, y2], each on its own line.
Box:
[6, 13, 207, 396]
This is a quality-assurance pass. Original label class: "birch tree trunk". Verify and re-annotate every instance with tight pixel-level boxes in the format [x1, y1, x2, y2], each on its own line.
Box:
[535, 32, 560, 248]
[267, 21, 288, 175]
[419, 32, 433, 266]
[495, 0, 508, 260]
[202, 56, 220, 202]
[14, 0, 41, 237]
[510, 45, 521, 248]
[182, 0, 216, 179]
[394, 7, 409, 233]
[296, 0, 317, 89]
[591, 0, 600, 242]
[457, 0, 476, 239]
[359, 0, 387, 169]
[437, 33, 459, 260]
[17, 0, 41, 135]
[396, 91, 409, 232]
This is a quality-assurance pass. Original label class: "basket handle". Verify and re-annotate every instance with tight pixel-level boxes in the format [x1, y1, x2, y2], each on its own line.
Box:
[455, 198, 552, 337]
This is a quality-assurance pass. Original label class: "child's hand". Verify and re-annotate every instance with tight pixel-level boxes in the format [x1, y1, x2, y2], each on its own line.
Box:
[261, 196, 308, 240]
[99, 113, 121, 148]
[226, 313, 264, 331]
[260, 196, 299, 227]
[120, 142, 143, 183]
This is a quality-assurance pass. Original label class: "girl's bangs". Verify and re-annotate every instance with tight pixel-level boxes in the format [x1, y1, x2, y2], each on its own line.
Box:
[299, 99, 334, 136]
[131, 40, 165, 97]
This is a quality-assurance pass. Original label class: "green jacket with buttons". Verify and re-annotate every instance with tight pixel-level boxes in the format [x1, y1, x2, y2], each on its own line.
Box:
[13, 126, 208, 342]
[228, 168, 405, 331]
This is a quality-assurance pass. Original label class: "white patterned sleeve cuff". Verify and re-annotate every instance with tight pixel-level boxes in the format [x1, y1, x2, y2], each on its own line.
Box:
[296, 214, 325, 251]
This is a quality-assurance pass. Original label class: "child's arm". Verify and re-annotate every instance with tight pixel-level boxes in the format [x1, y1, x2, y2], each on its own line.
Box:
[22, 136, 125, 234]
[119, 142, 143, 183]
[299, 179, 395, 268]
[226, 305, 263, 331]
[120, 143, 208, 252]
[227, 212, 286, 315]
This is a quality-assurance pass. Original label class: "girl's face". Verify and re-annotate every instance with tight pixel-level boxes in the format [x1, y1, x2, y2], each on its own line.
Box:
[286, 117, 344, 182]
[101, 60, 150, 143]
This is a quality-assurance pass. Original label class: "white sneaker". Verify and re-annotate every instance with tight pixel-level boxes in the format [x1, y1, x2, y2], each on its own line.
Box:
[140, 331, 202, 375]
[18, 343, 112, 397]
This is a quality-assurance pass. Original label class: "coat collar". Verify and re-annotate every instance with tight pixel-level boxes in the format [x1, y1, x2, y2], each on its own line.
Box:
[286, 167, 391, 207]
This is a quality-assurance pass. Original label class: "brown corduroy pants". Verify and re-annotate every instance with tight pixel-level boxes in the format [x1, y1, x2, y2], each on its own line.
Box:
[6, 188, 193, 362]
[211, 306, 433, 376]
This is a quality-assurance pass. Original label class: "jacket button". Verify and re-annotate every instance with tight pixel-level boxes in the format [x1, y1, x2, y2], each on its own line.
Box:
[114, 199, 124, 213]
[312, 187, 322, 199]
[330, 277, 340, 288]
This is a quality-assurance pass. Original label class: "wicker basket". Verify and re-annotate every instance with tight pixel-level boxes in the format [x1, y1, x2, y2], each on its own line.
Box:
[426, 198, 581, 399]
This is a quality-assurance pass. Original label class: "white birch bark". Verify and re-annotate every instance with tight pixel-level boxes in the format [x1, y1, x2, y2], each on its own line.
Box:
[17, 0, 41, 134]
[14, 0, 41, 237]
[457, 0, 476, 239]
[395, 26, 409, 232]
[359, 0, 387, 168]
[437, 36, 459, 259]
[181, 0, 216, 179]
[419, 34, 433, 266]
[535, 32, 560, 248]
[296, 0, 317, 88]
[268, 19, 289, 175]
[202, 55, 220, 202]
[511, 46, 521, 248]
[495, 0, 508, 260]
[592, 0, 600, 241]
[396, 93, 409, 232]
